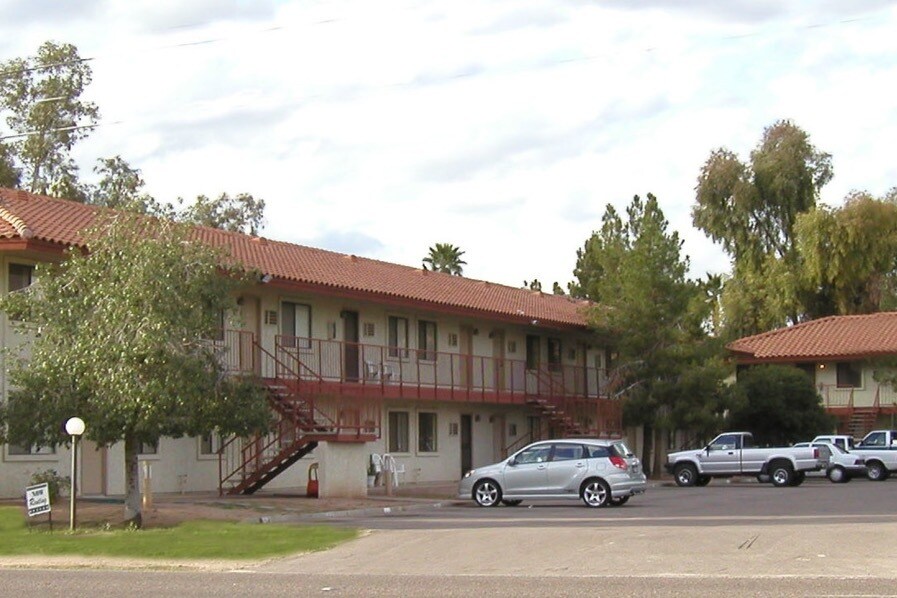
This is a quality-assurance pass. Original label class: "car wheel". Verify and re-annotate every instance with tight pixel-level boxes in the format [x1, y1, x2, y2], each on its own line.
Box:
[501, 499, 522, 507]
[769, 462, 793, 487]
[581, 479, 611, 508]
[609, 496, 630, 507]
[828, 465, 848, 484]
[790, 471, 806, 486]
[473, 480, 502, 507]
[695, 475, 712, 487]
[867, 461, 889, 481]
[673, 463, 698, 487]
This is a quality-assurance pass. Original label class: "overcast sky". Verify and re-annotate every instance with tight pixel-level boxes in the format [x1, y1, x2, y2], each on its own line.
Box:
[3, 1, 896, 289]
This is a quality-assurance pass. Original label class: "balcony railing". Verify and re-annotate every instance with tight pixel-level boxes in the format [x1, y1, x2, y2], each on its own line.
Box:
[269, 335, 610, 402]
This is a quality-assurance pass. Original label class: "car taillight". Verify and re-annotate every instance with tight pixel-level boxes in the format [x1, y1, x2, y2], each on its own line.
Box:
[610, 455, 628, 470]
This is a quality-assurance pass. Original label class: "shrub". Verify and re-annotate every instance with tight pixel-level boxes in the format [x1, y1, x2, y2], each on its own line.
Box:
[29, 469, 71, 503]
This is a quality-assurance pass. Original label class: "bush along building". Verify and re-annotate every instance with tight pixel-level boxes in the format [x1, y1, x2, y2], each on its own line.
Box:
[0, 188, 623, 499]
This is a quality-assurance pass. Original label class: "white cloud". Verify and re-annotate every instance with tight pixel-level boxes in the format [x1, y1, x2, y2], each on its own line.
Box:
[4, 1, 897, 290]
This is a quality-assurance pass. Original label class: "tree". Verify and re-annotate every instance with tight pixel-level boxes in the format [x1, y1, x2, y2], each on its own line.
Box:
[422, 243, 466, 275]
[0, 41, 99, 194]
[0, 142, 20, 187]
[0, 214, 271, 526]
[89, 156, 169, 215]
[693, 120, 833, 264]
[692, 120, 834, 336]
[179, 192, 266, 236]
[574, 194, 725, 473]
[794, 190, 897, 315]
[524, 279, 542, 291]
[728, 365, 836, 446]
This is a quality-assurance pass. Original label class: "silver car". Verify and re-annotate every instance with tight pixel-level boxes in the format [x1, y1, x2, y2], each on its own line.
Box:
[458, 439, 647, 508]
[792, 441, 866, 483]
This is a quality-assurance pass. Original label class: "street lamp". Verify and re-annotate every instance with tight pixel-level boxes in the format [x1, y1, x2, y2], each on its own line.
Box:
[65, 417, 85, 532]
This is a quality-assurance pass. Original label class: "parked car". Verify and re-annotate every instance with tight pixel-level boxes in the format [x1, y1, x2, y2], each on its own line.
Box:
[458, 439, 647, 508]
[846, 430, 897, 481]
[792, 441, 866, 483]
[665, 432, 827, 487]
[811, 435, 855, 451]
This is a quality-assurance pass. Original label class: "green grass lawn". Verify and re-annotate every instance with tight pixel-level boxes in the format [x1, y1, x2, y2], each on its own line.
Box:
[0, 507, 357, 560]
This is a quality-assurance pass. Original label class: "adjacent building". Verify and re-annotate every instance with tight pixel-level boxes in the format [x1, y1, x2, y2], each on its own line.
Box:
[0, 188, 623, 499]
[727, 313, 897, 438]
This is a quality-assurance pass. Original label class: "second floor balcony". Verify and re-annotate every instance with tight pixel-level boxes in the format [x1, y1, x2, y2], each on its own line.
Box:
[220, 331, 614, 405]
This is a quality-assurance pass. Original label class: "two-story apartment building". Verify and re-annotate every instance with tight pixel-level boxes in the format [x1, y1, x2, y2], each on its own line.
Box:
[0, 188, 623, 499]
[727, 313, 897, 438]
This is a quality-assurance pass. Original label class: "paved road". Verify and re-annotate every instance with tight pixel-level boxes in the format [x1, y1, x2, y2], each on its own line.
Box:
[322, 477, 897, 529]
[3, 478, 897, 597]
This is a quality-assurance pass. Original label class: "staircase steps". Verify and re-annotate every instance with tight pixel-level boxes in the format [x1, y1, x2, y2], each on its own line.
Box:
[847, 408, 879, 438]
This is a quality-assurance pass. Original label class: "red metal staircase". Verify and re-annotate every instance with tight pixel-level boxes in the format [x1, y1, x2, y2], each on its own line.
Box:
[218, 341, 379, 495]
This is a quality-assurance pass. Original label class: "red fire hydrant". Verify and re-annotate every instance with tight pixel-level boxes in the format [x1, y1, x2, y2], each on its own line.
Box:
[307, 462, 319, 498]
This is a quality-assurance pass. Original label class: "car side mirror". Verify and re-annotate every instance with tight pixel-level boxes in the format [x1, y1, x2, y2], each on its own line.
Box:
[704, 445, 712, 454]
[507, 457, 517, 466]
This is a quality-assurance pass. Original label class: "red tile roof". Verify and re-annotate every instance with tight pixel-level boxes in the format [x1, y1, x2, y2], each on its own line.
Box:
[0, 188, 592, 329]
[727, 313, 897, 361]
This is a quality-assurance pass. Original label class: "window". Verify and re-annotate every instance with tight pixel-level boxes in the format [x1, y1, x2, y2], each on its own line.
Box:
[515, 444, 551, 464]
[525, 335, 540, 370]
[139, 440, 158, 455]
[551, 443, 584, 461]
[388, 316, 409, 358]
[7, 444, 55, 456]
[796, 363, 815, 381]
[710, 434, 740, 451]
[417, 320, 437, 361]
[388, 411, 409, 453]
[836, 362, 862, 388]
[200, 433, 223, 456]
[547, 338, 562, 372]
[281, 301, 311, 349]
[8, 263, 34, 291]
[418, 412, 437, 453]
[448, 422, 459, 436]
[586, 445, 610, 458]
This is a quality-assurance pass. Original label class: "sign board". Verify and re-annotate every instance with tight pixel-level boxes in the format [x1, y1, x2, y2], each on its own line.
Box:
[25, 482, 51, 517]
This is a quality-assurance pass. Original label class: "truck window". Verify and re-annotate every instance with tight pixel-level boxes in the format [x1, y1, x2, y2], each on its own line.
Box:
[864, 432, 885, 447]
[710, 435, 740, 450]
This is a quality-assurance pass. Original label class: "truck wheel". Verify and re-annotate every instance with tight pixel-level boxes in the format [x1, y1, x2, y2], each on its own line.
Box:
[827, 465, 848, 484]
[769, 462, 793, 487]
[695, 476, 712, 487]
[674, 463, 698, 487]
[866, 461, 890, 481]
[790, 471, 806, 486]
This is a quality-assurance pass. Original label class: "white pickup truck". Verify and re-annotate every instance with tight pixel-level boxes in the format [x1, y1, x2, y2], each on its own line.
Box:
[838, 430, 897, 481]
[666, 431, 827, 487]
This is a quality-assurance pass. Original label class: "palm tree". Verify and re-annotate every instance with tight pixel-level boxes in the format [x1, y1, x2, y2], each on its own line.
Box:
[422, 243, 466, 276]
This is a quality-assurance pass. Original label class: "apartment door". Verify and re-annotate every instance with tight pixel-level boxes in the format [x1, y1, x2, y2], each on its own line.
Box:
[460, 414, 473, 476]
[341, 310, 360, 381]
[492, 330, 506, 393]
[240, 296, 260, 373]
[80, 440, 106, 496]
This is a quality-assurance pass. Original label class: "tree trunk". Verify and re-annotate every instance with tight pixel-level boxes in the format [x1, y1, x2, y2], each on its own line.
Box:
[123, 434, 142, 528]
[642, 425, 654, 478]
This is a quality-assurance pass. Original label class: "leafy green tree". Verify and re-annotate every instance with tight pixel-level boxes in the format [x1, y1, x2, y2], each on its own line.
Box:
[728, 365, 836, 446]
[0, 41, 99, 194]
[692, 120, 834, 336]
[0, 215, 271, 526]
[422, 243, 466, 275]
[551, 282, 565, 295]
[89, 156, 169, 215]
[179, 192, 266, 235]
[693, 120, 833, 264]
[794, 190, 897, 315]
[575, 194, 724, 473]
[0, 142, 20, 187]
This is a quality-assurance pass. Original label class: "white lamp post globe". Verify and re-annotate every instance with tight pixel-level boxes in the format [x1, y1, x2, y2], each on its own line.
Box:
[65, 417, 85, 437]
